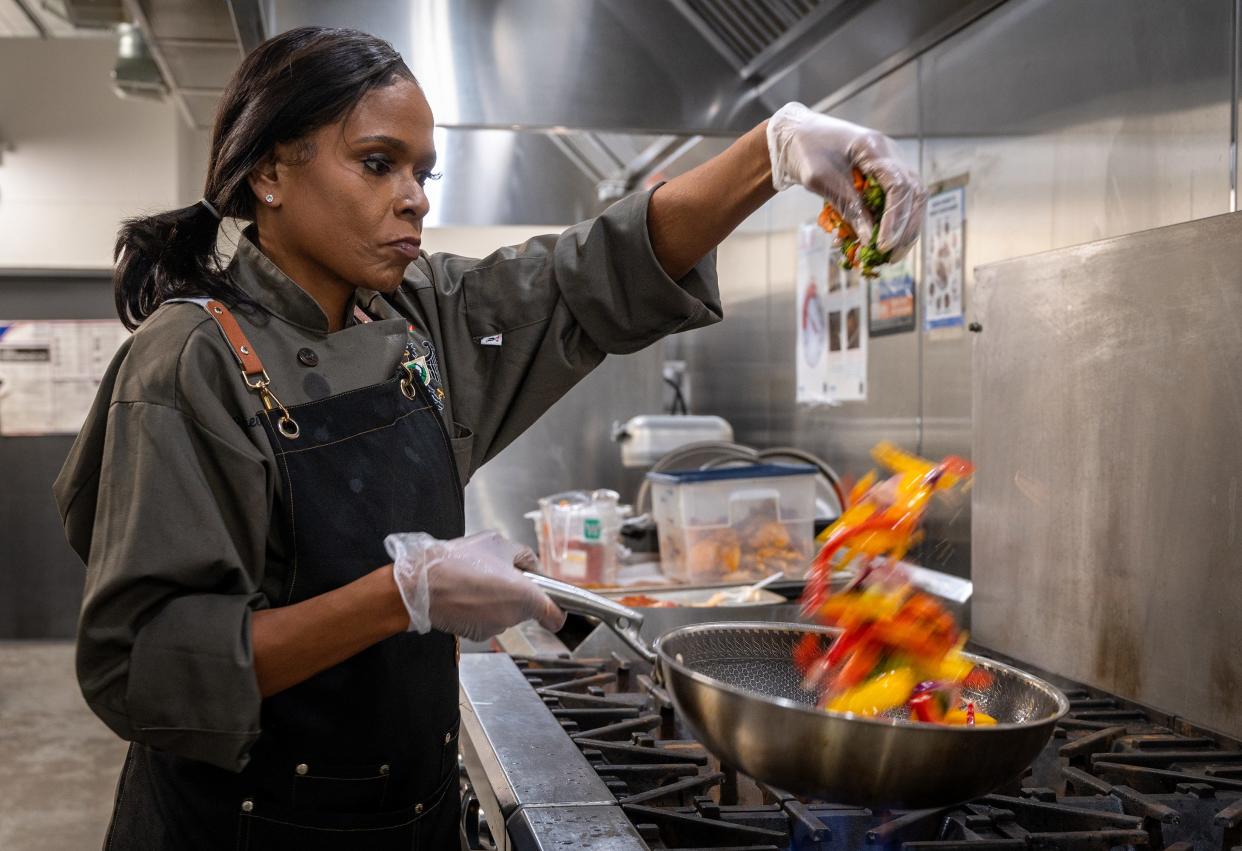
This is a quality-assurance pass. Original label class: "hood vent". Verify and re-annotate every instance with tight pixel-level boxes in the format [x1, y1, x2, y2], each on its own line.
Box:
[677, 0, 824, 69]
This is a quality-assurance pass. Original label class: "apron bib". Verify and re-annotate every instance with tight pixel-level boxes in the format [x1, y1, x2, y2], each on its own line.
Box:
[104, 299, 464, 850]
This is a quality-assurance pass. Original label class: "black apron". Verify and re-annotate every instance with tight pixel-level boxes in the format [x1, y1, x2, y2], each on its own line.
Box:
[103, 304, 464, 850]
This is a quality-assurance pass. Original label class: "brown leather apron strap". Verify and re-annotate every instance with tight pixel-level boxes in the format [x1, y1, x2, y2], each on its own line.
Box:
[183, 298, 267, 379]
[166, 296, 300, 439]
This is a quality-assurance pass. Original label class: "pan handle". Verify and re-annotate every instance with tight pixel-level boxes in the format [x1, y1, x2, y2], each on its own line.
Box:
[524, 572, 657, 663]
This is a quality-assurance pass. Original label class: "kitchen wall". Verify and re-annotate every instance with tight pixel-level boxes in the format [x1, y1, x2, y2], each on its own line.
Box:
[676, 0, 1235, 579]
[0, 37, 181, 268]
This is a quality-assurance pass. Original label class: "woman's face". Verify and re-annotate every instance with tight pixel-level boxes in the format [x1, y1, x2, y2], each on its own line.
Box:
[256, 77, 437, 296]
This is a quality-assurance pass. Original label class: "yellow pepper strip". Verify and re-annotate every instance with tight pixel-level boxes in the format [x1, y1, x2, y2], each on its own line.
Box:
[935, 639, 974, 683]
[826, 667, 916, 716]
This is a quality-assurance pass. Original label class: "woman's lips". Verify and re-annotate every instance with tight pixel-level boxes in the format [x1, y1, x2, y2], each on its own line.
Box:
[385, 239, 421, 259]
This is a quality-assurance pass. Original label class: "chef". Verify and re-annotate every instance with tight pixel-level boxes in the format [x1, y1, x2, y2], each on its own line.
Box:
[54, 25, 925, 850]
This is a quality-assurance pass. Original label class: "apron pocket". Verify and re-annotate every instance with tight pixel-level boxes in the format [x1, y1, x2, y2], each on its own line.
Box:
[289, 762, 390, 812]
[236, 801, 417, 851]
[449, 423, 474, 486]
[234, 770, 454, 849]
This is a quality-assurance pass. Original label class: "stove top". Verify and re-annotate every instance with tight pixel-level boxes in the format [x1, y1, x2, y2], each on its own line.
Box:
[458, 650, 1242, 850]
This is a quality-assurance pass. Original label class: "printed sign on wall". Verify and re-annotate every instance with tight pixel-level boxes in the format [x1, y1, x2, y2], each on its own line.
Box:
[869, 255, 917, 337]
[924, 186, 966, 331]
[0, 320, 129, 436]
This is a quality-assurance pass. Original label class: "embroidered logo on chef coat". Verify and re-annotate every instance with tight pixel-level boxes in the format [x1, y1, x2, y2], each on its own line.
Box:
[403, 330, 446, 412]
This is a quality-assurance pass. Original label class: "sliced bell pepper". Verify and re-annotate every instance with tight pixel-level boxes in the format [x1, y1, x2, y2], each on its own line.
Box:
[908, 692, 943, 723]
[824, 623, 872, 668]
[793, 633, 826, 674]
[833, 639, 883, 691]
[827, 667, 916, 716]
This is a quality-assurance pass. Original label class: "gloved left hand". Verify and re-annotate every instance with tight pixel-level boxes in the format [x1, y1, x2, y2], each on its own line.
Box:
[384, 530, 566, 642]
[767, 102, 926, 260]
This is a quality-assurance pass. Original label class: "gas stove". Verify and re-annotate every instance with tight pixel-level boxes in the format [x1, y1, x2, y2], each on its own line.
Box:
[458, 650, 1242, 850]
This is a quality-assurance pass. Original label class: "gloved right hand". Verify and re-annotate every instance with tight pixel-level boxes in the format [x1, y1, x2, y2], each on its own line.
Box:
[767, 102, 926, 261]
[384, 530, 566, 642]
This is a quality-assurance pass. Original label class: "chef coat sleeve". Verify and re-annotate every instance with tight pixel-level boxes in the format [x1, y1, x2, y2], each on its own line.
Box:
[58, 317, 269, 772]
[420, 186, 723, 476]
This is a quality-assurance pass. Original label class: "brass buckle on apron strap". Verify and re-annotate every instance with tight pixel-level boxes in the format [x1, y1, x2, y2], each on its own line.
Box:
[244, 369, 300, 439]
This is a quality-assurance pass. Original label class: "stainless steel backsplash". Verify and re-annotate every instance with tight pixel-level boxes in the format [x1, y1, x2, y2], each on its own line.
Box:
[672, 0, 1236, 581]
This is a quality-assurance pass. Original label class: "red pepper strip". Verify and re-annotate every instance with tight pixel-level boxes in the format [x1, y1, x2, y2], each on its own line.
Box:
[804, 516, 904, 610]
[793, 633, 825, 674]
[871, 621, 948, 660]
[965, 701, 976, 726]
[962, 668, 993, 690]
[834, 639, 882, 690]
[825, 623, 873, 668]
[908, 692, 942, 723]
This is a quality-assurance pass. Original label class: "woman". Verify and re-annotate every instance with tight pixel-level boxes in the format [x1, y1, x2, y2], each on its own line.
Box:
[54, 26, 924, 850]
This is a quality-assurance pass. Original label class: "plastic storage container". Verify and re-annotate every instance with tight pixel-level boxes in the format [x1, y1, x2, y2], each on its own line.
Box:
[526, 489, 629, 586]
[646, 464, 817, 583]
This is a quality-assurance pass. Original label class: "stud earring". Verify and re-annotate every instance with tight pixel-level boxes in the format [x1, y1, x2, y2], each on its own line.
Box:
[265, 194, 274, 204]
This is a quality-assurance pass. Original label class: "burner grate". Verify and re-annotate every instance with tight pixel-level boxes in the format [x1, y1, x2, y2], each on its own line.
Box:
[498, 656, 1242, 850]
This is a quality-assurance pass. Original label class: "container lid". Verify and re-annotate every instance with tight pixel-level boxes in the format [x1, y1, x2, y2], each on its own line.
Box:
[645, 463, 817, 484]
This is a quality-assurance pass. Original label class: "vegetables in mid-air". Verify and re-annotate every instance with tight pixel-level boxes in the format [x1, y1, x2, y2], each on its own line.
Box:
[795, 442, 992, 727]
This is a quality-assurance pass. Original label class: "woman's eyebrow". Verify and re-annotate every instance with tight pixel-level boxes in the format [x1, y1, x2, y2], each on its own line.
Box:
[353, 134, 437, 168]
[354, 134, 407, 151]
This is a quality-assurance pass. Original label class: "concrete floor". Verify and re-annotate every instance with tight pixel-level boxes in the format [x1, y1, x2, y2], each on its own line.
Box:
[0, 641, 127, 851]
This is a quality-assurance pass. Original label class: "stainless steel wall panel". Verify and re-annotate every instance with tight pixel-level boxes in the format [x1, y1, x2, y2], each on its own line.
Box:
[666, 230, 776, 446]
[465, 346, 664, 548]
[971, 211, 1242, 740]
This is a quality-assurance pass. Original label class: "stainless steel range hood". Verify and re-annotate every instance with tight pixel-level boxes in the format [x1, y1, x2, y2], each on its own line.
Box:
[109, 0, 1007, 223]
[266, 0, 770, 136]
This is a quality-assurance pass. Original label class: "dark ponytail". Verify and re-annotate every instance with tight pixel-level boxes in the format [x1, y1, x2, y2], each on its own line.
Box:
[113, 27, 415, 330]
[114, 201, 229, 329]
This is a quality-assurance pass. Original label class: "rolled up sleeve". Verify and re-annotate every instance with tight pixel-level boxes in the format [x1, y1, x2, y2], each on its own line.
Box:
[73, 398, 269, 771]
[418, 186, 722, 475]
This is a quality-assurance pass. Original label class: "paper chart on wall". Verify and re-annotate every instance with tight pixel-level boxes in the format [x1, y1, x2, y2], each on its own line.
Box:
[0, 320, 130, 436]
[824, 245, 868, 402]
[923, 186, 965, 330]
[795, 223, 831, 404]
[795, 222, 868, 404]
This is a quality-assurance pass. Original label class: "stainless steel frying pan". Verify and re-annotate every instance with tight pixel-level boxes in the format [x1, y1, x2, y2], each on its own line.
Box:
[527, 574, 1069, 809]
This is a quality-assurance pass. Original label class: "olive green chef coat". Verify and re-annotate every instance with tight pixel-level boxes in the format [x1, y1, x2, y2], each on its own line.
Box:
[53, 187, 721, 772]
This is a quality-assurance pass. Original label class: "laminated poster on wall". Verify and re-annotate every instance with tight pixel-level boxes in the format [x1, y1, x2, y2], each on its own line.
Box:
[794, 222, 832, 405]
[794, 222, 868, 404]
[0, 320, 130, 436]
[824, 243, 868, 403]
[868, 254, 916, 337]
[923, 185, 966, 331]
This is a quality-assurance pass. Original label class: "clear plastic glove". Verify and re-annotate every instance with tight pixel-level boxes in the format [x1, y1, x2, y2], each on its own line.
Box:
[384, 530, 566, 642]
[767, 102, 926, 260]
